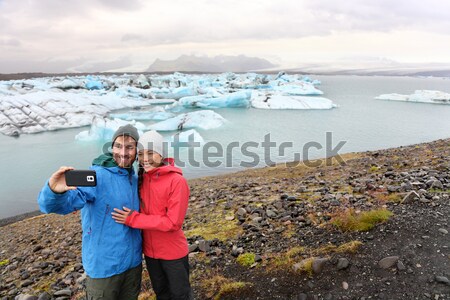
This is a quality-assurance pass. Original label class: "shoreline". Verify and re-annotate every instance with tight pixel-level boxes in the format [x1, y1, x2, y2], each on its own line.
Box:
[0, 210, 42, 227]
[1, 136, 449, 227]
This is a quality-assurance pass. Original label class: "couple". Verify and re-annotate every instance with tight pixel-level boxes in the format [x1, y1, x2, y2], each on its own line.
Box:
[37, 125, 193, 300]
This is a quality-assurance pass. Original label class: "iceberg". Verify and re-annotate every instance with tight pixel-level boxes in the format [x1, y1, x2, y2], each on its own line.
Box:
[170, 129, 205, 146]
[149, 86, 198, 100]
[53, 78, 83, 90]
[110, 107, 175, 121]
[0, 71, 331, 137]
[75, 116, 146, 141]
[135, 74, 150, 89]
[149, 110, 226, 131]
[375, 90, 450, 104]
[114, 86, 153, 99]
[85, 78, 104, 90]
[251, 91, 336, 110]
[178, 90, 251, 108]
[272, 83, 323, 96]
[0, 90, 151, 136]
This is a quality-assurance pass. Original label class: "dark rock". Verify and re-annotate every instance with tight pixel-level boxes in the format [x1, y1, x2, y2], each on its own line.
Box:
[378, 256, 399, 269]
[188, 243, 198, 253]
[397, 261, 406, 271]
[337, 258, 350, 270]
[231, 246, 244, 257]
[20, 271, 30, 280]
[438, 228, 448, 235]
[266, 210, 277, 218]
[15, 295, 38, 300]
[387, 185, 399, 192]
[198, 240, 210, 252]
[297, 293, 308, 300]
[312, 258, 329, 274]
[73, 263, 83, 271]
[429, 180, 444, 190]
[296, 186, 307, 193]
[435, 276, 449, 284]
[20, 279, 33, 287]
[401, 191, 420, 204]
[237, 207, 247, 217]
[32, 245, 43, 252]
[53, 289, 72, 297]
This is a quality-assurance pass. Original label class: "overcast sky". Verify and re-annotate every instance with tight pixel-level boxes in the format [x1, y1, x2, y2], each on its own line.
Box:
[1, 0, 450, 73]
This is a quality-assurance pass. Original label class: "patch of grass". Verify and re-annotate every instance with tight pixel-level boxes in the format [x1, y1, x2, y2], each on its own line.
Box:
[201, 275, 253, 300]
[312, 244, 337, 255]
[191, 252, 211, 265]
[429, 188, 450, 193]
[34, 263, 75, 292]
[268, 241, 362, 273]
[294, 257, 314, 276]
[0, 259, 9, 267]
[282, 224, 296, 239]
[373, 192, 402, 203]
[335, 241, 363, 253]
[331, 208, 393, 232]
[185, 213, 242, 241]
[369, 166, 380, 173]
[310, 241, 363, 256]
[386, 193, 402, 203]
[215, 281, 253, 300]
[236, 253, 255, 267]
[287, 246, 306, 258]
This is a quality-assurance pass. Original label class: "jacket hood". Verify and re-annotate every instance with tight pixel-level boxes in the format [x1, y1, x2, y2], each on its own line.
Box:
[92, 153, 118, 167]
[145, 157, 183, 177]
[92, 153, 135, 174]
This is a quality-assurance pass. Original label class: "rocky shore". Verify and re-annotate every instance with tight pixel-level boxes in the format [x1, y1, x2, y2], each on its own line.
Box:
[1, 138, 449, 299]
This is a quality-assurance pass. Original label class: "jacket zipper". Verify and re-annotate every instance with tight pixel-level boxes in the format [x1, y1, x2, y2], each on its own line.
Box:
[97, 204, 110, 245]
[148, 175, 155, 258]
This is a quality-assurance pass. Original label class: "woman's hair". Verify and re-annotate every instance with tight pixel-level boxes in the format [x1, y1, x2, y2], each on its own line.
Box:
[138, 164, 145, 209]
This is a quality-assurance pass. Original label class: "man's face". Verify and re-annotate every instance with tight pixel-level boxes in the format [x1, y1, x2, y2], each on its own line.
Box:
[112, 135, 137, 168]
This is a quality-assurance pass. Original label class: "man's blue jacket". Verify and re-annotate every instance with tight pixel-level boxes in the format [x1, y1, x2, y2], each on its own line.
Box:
[37, 163, 142, 278]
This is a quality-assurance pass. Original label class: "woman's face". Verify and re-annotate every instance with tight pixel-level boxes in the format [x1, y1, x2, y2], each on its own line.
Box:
[138, 150, 163, 172]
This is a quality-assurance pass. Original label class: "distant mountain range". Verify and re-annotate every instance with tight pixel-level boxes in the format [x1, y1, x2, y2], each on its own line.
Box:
[286, 61, 450, 77]
[146, 54, 276, 73]
[1, 55, 450, 79]
[145, 55, 450, 77]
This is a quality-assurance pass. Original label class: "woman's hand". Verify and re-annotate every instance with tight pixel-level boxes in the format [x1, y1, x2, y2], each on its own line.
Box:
[49, 166, 77, 193]
[112, 207, 132, 224]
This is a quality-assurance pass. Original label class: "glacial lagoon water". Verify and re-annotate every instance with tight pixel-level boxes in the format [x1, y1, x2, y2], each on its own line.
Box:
[1, 75, 450, 219]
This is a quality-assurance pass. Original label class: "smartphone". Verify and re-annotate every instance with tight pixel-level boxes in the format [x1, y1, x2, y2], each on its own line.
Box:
[65, 170, 97, 187]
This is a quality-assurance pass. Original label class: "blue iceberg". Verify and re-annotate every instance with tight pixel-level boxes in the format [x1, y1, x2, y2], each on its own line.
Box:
[178, 90, 251, 108]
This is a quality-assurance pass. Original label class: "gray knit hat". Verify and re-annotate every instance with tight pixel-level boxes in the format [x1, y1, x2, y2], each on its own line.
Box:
[138, 130, 167, 157]
[112, 124, 139, 143]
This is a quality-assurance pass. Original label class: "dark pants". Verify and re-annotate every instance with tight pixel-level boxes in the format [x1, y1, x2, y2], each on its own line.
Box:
[145, 255, 193, 300]
[85, 264, 142, 300]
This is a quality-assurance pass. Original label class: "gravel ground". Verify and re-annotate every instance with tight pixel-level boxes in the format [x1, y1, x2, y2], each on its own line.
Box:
[1, 138, 449, 299]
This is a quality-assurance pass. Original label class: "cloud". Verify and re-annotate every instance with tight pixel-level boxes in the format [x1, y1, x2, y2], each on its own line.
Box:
[303, 0, 450, 33]
[0, 0, 449, 72]
[0, 38, 21, 47]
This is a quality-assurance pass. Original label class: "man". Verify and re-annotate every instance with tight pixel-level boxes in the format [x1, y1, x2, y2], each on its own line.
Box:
[38, 124, 142, 300]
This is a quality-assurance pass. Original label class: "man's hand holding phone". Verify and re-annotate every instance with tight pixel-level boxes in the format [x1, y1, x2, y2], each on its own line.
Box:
[49, 166, 77, 193]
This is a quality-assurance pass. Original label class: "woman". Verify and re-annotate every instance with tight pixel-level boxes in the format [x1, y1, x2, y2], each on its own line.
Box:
[112, 130, 192, 300]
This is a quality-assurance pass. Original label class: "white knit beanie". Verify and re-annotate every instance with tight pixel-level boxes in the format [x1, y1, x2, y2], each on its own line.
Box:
[138, 130, 166, 157]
